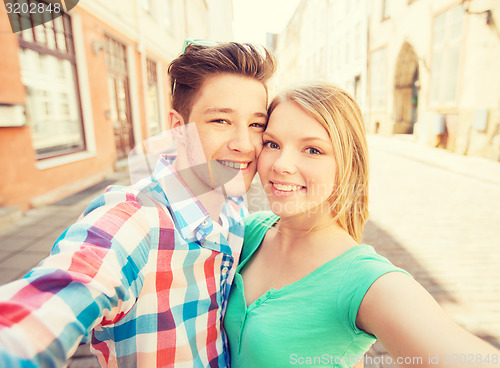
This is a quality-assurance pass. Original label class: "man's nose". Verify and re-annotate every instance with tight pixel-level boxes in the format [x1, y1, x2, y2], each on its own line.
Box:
[228, 125, 254, 153]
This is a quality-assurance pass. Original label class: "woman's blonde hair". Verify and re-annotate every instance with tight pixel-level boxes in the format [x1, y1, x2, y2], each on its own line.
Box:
[267, 82, 369, 243]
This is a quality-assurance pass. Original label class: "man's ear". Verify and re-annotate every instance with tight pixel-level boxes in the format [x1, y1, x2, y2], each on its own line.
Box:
[169, 110, 185, 142]
[169, 110, 184, 130]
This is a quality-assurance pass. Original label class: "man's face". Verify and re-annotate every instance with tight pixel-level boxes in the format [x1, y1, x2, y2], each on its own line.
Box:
[185, 73, 268, 196]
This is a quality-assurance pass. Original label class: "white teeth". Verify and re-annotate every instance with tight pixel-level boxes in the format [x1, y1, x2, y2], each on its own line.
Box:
[219, 160, 249, 169]
[273, 183, 302, 192]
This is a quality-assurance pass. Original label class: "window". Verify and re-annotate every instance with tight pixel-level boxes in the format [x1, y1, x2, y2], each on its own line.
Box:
[328, 44, 335, 72]
[338, 38, 344, 70]
[381, 0, 393, 20]
[146, 58, 161, 136]
[370, 47, 387, 111]
[354, 22, 362, 61]
[162, 0, 172, 30]
[345, 30, 350, 64]
[354, 75, 361, 102]
[142, 0, 152, 13]
[14, 0, 85, 159]
[430, 5, 465, 105]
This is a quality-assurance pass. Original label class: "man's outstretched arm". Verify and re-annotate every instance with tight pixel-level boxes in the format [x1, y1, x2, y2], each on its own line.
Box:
[0, 189, 154, 367]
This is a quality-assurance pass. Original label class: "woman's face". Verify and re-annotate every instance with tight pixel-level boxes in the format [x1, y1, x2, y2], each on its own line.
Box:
[258, 101, 337, 220]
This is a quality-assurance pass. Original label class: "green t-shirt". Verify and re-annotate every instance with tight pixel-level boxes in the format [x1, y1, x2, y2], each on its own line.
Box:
[224, 211, 411, 368]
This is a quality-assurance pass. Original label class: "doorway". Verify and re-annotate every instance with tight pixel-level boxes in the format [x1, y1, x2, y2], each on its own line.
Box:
[105, 35, 135, 159]
[394, 42, 420, 134]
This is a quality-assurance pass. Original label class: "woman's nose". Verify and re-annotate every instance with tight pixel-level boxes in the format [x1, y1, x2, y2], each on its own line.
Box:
[272, 151, 296, 175]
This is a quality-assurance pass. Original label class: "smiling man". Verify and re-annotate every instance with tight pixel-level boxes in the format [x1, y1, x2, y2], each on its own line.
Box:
[0, 42, 276, 367]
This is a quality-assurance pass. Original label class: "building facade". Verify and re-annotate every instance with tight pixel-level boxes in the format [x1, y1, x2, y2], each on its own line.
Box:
[0, 0, 233, 212]
[272, 0, 500, 161]
[271, 0, 370, 124]
[368, 0, 499, 159]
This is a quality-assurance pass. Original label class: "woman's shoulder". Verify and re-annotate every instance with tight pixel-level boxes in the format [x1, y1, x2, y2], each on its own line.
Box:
[329, 244, 412, 297]
[346, 244, 410, 277]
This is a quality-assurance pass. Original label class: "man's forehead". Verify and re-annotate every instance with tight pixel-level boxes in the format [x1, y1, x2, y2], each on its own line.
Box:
[189, 74, 268, 117]
[198, 74, 266, 96]
[204, 107, 234, 114]
[203, 107, 267, 119]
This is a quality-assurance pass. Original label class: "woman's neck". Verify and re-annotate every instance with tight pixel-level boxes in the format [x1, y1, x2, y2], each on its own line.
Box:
[274, 212, 354, 253]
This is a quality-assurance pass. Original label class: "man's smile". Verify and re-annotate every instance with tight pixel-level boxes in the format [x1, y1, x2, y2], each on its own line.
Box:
[217, 160, 250, 170]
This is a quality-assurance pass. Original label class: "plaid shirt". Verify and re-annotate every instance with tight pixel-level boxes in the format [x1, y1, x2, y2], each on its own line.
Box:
[0, 155, 245, 367]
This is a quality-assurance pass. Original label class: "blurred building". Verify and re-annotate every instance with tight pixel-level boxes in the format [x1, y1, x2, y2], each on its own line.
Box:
[0, 0, 233, 214]
[271, 0, 370, 127]
[272, 0, 500, 161]
[368, 0, 499, 159]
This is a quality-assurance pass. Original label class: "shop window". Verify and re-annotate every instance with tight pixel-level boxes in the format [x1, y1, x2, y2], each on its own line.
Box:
[14, 0, 85, 160]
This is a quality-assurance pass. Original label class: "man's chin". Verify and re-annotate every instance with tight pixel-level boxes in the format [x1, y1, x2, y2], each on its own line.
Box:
[209, 162, 253, 196]
[215, 183, 249, 197]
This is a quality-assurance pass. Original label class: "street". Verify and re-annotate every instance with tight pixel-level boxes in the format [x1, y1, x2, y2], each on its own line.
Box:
[363, 136, 500, 366]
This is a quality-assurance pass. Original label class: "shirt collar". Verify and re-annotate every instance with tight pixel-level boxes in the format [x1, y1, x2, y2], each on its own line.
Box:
[152, 154, 244, 246]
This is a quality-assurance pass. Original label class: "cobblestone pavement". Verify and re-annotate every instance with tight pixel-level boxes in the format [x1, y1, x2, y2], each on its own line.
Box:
[363, 135, 500, 367]
[1, 135, 499, 367]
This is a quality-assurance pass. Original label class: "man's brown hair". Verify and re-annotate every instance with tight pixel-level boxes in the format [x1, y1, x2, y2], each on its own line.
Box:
[168, 42, 276, 121]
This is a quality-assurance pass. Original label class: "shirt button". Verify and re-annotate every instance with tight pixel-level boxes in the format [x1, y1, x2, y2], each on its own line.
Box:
[201, 219, 209, 227]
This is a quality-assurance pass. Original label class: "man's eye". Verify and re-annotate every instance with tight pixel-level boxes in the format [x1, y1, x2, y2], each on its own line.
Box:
[212, 119, 229, 124]
[263, 141, 279, 149]
[305, 147, 321, 155]
[250, 122, 265, 129]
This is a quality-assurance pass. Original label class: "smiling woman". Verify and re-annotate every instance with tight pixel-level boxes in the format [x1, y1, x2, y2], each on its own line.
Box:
[259, 100, 338, 218]
[223, 82, 499, 368]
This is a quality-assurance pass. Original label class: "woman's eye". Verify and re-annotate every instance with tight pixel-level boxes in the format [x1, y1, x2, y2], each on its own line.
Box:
[305, 147, 321, 155]
[263, 141, 279, 149]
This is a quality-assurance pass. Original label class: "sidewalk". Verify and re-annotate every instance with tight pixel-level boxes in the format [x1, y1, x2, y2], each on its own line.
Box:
[364, 134, 500, 367]
[0, 171, 131, 284]
[367, 134, 500, 186]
